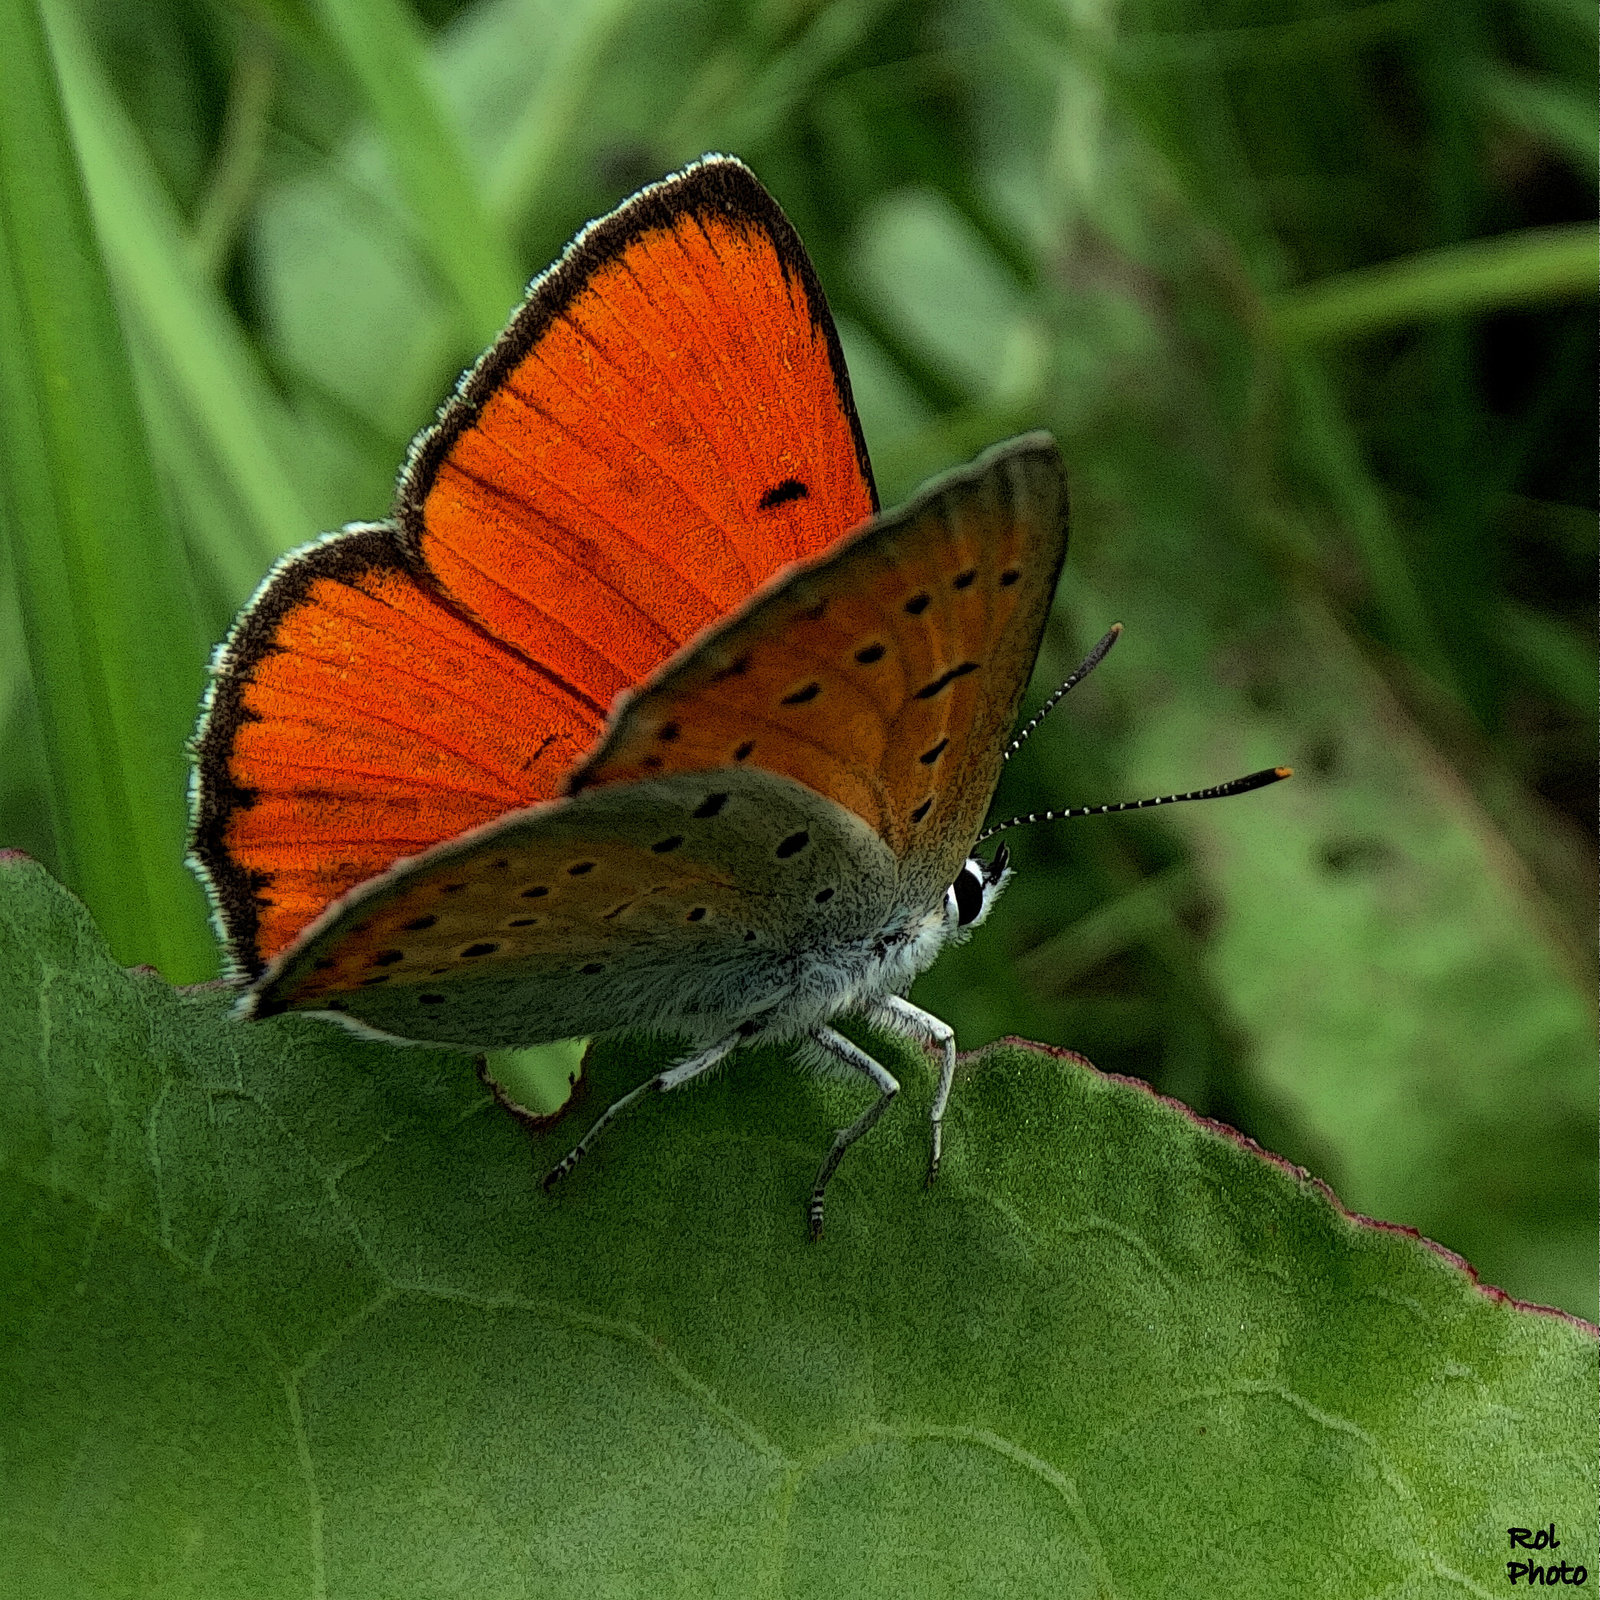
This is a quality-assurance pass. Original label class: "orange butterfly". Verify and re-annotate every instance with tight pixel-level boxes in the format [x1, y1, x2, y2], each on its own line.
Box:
[190, 155, 1278, 1235]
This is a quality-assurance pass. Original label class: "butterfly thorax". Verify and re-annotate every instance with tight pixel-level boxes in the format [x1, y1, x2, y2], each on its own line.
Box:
[661, 896, 956, 1047]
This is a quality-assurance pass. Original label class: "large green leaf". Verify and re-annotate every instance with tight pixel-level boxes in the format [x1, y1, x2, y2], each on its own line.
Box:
[2, 854, 1592, 1597]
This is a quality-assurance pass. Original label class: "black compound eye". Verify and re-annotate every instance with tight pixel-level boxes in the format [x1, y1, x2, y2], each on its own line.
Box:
[952, 863, 985, 927]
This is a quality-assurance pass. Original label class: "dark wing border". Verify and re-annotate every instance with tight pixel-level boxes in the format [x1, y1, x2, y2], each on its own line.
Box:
[394, 153, 878, 552]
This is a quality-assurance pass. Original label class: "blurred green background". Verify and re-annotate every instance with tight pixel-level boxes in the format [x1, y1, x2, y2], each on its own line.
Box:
[0, 0, 1593, 1317]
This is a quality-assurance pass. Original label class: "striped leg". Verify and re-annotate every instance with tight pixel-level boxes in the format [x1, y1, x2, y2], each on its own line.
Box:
[806, 1026, 900, 1240]
[543, 1032, 742, 1191]
[865, 995, 956, 1185]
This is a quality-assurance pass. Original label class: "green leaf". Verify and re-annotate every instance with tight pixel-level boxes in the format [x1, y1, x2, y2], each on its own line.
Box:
[3, 855, 1592, 1597]
[0, 0, 214, 981]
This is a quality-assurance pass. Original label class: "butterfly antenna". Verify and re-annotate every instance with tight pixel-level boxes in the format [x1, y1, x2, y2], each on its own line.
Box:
[1004, 623, 1123, 761]
[976, 767, 1293, 846]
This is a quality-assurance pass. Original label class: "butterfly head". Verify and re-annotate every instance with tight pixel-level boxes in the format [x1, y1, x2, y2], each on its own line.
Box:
[945, 842, 1011, 943]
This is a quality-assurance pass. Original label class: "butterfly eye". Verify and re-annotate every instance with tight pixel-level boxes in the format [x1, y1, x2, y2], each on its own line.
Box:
[952, 863, 985, 927]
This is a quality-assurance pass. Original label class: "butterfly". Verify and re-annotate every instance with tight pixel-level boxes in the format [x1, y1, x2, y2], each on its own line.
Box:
[188, 154, 1216, 1237]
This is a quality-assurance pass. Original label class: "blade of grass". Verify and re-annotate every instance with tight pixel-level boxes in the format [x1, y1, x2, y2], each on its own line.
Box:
[674, 0, 900, 158]
[1494, 598, 1597, 713]
[1474, 67, 1598, 181]
[191, 25, 278, 281]
[42, 0, 314, 571]
[1286, 357, 1459, 696]
[1272, 224, 1598, 344]
[0, 0, 215, 979]
[126, 325, 278, 613]
[484, 0, 639, 234]
[315, 0, 522, 349]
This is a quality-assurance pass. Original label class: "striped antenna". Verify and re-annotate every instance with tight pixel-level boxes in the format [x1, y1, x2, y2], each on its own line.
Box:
[976, 767, 1293, 846]
[1004, 622, 1123, 762]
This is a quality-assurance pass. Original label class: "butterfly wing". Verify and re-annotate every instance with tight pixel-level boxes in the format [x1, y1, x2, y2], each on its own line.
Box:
[191, 156, 876, 978]
[247, 435, 1068, 1039]
[248, 768, 899, 1047]
[570, 434, 1069, 906]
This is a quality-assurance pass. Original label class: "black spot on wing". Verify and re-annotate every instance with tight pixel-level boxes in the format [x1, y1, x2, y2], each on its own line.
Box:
[915, 661, 979, 699]
[904, 593, 931, 615]
[759, 478, 808, 509]
[775, 830, 810, 859]
[854, 643, 885, 664]
[910, 799, 932, 823]
[781, 682, 821, 705]
[693, 792, 729, 818]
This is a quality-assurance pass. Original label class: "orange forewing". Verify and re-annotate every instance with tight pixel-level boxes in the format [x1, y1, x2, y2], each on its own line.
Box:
[571, 436, 1068, 904]
[192, 158, 875, 976]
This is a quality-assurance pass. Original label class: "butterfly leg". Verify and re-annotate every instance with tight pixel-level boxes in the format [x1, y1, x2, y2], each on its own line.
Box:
[862, 995, 956, 1186]
[542, 1032, 743, 1192]
[806, 1026, 900, 1241]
